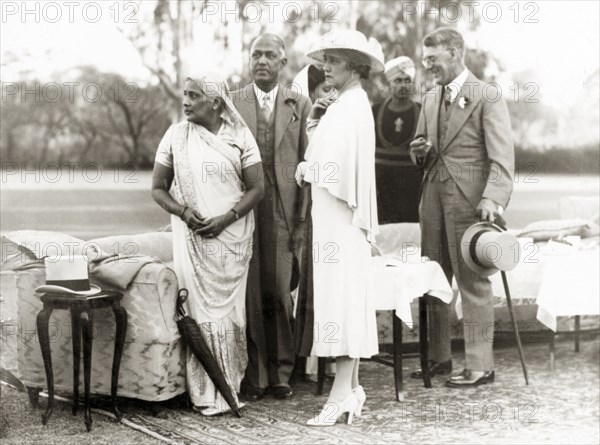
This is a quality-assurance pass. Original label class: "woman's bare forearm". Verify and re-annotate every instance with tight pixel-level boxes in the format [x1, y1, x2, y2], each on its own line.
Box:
[230, 163, 265, 220]
[151, 162, 185, 218]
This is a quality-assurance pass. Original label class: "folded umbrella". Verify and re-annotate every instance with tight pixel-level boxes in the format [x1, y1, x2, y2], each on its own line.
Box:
[176, 288, 242, 417]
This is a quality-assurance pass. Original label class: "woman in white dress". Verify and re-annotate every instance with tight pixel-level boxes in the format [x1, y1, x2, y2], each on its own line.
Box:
[151, 73, 264, 416]
[296, 30, 384, 426]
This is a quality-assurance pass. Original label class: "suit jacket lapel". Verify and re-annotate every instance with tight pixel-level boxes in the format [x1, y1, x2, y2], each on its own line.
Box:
[441, 72, 482, 150]
[237, 84, 258, 137]
[425, 86, 441, 154]
[273, 85, 297, 151]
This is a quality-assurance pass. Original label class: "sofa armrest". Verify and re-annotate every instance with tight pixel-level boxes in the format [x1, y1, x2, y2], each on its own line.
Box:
[125, 262, 179, 343]
[90, 232, 173, 263]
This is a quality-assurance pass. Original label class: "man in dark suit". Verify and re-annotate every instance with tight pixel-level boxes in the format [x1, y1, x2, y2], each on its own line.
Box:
[409, 27, 514, 387]
[231, 33, 311, 400]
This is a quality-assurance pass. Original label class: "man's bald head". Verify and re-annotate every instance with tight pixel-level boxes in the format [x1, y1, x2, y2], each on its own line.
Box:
[249, 33, 287, 91]
[250, 33, 286, 58]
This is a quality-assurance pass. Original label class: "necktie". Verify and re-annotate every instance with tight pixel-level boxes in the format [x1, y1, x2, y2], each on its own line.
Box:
[261, 95, 272, 122]
[443, 86, 452, 111]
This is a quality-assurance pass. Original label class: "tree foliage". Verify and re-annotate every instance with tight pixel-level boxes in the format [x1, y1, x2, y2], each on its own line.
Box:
[6, 0, 584, 168]
[0, 66, 171, 168]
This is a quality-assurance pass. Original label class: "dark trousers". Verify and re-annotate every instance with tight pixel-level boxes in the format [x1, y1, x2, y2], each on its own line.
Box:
[244, 177, 296, 389]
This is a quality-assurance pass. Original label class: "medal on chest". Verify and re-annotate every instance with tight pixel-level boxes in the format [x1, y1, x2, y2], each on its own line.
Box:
[394, 117, 404, 133]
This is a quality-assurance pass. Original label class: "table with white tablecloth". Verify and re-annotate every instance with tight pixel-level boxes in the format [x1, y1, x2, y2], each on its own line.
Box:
[316, 255, 454, 400]
[369, 256, 453, 400]
[370, 255, 453, 323]
[455, 241, 599, 330]
[455, 240, 600, 369]
[534, 250, 599, 331]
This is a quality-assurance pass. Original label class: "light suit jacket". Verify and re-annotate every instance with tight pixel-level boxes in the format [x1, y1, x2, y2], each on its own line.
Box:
[414, 71, 514, 209]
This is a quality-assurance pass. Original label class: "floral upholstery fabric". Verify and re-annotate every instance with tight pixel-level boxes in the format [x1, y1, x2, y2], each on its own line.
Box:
[1, 263, 186, 401]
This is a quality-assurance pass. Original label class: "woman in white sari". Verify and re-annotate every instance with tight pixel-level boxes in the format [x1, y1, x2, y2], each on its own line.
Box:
[152, 73, 264, 416]
[296, 30, 384, 427]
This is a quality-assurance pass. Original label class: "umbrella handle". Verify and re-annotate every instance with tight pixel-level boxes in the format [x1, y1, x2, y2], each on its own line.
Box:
[177, 288, 189, 318]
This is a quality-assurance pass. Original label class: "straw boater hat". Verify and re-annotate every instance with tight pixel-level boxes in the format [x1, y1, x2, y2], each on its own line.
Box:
[461, 222, 520, 276]
[384, 56, 416, 81]
[35, 255, 101, 296]
[307, 29, 385, 74]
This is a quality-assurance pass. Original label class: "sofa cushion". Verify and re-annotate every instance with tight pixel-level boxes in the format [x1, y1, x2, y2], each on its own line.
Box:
[517, 219, 600, 242]
[374, 223, 421, 257]
[2, 230, 93, 273]
[90, 232, 173, 263]
[0, 236, 42, 271]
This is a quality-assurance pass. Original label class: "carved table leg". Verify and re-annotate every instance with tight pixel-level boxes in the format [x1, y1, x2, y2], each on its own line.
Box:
[392, 310, 404, 401]
[316, 358, 326, 395]
[419, 296, 432, 389]
[111, 303, 127, 421]
[81, 311, 94, 432]
[36, 307, 54, 425]
[71, 309, 82, 416]
[26, 387, 40, 407]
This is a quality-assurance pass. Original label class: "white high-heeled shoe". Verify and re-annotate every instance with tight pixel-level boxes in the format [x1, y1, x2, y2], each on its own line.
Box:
[352, 386, 366, 417]
[306, 393, 358, 427]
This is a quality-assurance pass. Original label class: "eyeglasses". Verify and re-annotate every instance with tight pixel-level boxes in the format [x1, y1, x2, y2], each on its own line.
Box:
[421, 49, 451, 68]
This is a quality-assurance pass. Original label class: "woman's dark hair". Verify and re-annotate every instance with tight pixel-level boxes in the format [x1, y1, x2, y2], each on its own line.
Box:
[307, 65, 326, 93]
[347, 61, 371, 80]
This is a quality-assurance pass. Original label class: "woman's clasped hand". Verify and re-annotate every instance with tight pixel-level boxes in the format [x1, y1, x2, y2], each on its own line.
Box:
[181, 207, 233, 238]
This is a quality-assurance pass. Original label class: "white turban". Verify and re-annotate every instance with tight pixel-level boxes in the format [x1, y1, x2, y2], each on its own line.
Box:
[384, 56, 416, 81]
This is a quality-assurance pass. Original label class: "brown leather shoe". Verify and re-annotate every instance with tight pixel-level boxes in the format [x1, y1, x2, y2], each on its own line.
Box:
[445, 369, 495, 388]
[410, 360, 452, 379]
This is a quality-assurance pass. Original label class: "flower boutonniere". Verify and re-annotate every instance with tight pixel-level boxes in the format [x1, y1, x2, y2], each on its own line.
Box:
[457, 96, 469, 109]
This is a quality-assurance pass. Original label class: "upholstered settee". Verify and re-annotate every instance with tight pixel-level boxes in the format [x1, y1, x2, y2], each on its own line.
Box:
[0, 231, 186, 402]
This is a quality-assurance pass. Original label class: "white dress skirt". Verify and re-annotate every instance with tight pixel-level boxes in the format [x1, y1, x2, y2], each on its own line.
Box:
[310, 185, 378, 358]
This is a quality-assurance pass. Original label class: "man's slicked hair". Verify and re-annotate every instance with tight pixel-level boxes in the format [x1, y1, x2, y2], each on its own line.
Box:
[423, 27, 465, 59]
[249, 33, 286, 58]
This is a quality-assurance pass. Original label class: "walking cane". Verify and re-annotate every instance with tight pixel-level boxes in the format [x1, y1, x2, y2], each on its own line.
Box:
[494, 215, 530, 385]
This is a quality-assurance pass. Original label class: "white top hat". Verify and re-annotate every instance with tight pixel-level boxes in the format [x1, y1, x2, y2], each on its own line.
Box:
[461, 222, 520, 276]
[35, 255, 101, 296]
[307, 29, 385, 74]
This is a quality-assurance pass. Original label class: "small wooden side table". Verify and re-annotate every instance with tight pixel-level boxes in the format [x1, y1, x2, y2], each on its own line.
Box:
[36, 291, 127, 431]
[317, 296, 432, 401]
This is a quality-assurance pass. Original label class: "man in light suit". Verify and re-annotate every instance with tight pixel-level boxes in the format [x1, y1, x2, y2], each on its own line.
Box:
[409, 27, 514, 387]
[231, 33, 311, 400]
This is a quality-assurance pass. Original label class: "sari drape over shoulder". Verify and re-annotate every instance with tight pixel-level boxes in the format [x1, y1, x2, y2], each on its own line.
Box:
[155, 103, 260, 409]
